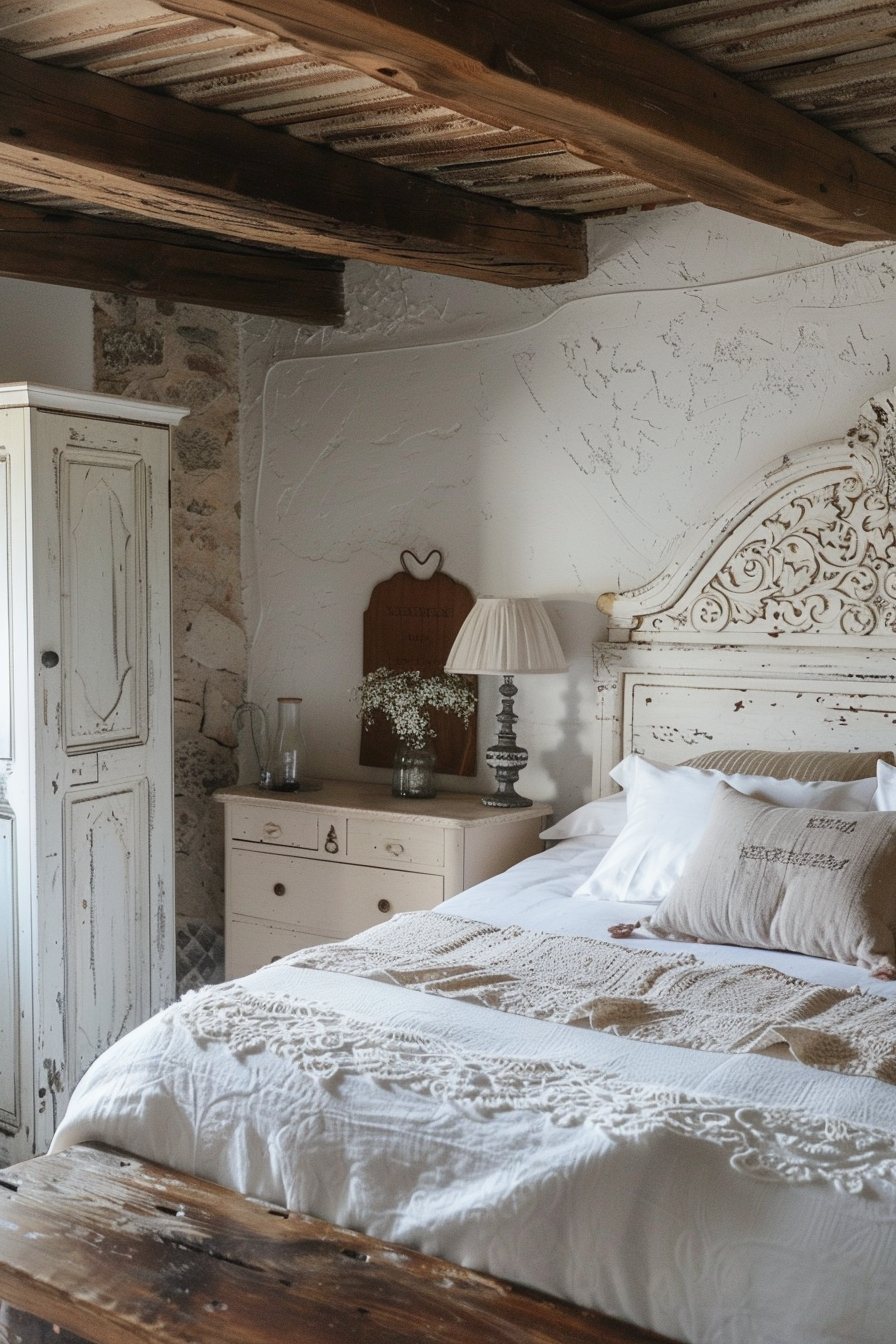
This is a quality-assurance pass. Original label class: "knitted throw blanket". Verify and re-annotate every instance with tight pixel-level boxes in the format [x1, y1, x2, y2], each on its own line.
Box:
[284, 910, 896, 1083]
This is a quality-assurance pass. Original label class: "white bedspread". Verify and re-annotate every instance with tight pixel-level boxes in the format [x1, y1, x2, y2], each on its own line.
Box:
[52, 838, 896, 1344]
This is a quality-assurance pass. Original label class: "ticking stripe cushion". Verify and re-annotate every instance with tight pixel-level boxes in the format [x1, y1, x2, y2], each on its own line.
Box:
[684, 748, 894, 782]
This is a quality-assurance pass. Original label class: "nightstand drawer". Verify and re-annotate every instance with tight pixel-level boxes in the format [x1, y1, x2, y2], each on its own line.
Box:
[347, 818, 444, 869]
[227, 916, 335, 979]
[230, 803, 319, 850]
[230, 849, 443, 938]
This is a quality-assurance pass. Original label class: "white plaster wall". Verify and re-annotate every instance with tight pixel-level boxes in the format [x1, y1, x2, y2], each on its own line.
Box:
[0, 280, 93, 389]
[240, 205, 896, 820]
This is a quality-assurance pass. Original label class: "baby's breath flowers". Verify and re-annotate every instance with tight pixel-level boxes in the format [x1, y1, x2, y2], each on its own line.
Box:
[354, 668, 476, 749]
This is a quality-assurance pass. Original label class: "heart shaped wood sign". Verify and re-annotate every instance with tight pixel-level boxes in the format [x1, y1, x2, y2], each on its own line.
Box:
[362, 551, 476, 776]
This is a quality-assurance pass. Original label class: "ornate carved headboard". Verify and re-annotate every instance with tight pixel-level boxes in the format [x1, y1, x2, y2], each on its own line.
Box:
[592, 388, 896, 795]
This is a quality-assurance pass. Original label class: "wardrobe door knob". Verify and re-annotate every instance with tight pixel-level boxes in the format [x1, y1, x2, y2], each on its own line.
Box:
[273, 882, 286, 896]
[41, 651, 59, 668]
[377, 898, 391, 914]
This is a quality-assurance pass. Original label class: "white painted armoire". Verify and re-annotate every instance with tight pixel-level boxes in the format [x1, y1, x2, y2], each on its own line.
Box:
[0, 385, 188, 1164]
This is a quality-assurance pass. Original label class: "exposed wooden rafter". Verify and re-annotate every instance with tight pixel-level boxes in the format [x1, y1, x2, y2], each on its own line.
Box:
[0, 47, 587, 289]
[159, 0, 896, 245]
[0, 199, 345, 323]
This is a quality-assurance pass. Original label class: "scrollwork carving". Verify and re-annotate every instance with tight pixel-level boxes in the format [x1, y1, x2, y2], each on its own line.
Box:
[640, 391, 896, 639]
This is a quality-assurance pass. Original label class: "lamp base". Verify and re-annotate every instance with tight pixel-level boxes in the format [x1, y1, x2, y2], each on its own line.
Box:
[481, 678, 533, 808]
[482, 788, 533, 809]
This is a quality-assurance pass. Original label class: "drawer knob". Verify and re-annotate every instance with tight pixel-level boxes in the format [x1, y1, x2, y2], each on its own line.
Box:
[273, 882, 286, 896]
[377, 898, 391, 914]
[325, 826, 339, 854]
[263, 822, 282, 837]
[270, 954, 282, 962]
[385, 842, 404, 857]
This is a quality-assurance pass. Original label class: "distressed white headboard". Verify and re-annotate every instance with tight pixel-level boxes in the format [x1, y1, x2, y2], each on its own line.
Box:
[592, 387, 896, 795]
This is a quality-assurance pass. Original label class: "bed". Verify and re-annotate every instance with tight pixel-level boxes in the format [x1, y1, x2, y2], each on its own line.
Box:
[5, 387, 896, 1344]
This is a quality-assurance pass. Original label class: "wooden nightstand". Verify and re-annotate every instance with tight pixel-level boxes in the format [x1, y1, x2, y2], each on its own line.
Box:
[215, 782, 552, 978]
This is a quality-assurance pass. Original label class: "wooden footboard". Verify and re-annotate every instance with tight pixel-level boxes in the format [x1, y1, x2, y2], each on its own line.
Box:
[0, 1144, 672, 1344]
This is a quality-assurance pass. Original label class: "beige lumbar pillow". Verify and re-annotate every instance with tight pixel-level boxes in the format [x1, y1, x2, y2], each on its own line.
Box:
[644, 783, 896, 977]
[684, 748, 894, 782]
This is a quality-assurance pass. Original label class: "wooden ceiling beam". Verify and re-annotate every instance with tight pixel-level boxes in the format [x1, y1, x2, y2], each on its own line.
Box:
[0, 47, 586, 288]
[0, 199, 345, 323]
[161, 0, 896, 244]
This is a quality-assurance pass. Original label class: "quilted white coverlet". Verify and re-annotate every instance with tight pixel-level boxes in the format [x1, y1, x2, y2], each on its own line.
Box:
[52, 839, 896, 1344]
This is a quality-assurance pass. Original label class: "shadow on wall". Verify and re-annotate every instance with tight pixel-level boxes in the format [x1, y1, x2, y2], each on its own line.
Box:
[0, 279, 93, 389]
[538, 600, 604, 808]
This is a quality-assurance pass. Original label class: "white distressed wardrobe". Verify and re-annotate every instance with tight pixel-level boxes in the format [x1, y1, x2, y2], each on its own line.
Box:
[0, 385, 187, 1164]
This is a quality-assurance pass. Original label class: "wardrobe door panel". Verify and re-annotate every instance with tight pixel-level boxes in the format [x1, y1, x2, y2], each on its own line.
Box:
[0, 808, 18, 1132]
[65, 782, 149, 1087]
[0, 453, 11, 761]
[60, 447, 147, 752]
[29, 407, 175, 1155]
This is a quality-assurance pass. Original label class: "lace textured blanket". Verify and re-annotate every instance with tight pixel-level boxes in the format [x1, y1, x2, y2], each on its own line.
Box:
[283, 911, 896, 1082]
[174, 985, 896, 1195]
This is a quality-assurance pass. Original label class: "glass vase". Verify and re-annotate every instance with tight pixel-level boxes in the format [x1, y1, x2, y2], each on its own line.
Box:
[268, 697, 307, 792]
[392, 743, 436, 799]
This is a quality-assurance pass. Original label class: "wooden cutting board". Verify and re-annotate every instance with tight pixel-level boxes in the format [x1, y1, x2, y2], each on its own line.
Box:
[361, 551, 477, 776]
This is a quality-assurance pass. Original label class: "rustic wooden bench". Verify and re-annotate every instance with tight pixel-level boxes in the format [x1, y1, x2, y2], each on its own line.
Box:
[0, 1143, 669, 1344]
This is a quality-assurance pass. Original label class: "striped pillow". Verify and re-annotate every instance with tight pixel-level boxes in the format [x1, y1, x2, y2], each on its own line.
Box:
[684, 749, 893, 783]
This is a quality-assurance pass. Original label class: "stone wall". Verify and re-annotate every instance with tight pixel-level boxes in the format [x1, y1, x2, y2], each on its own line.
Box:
[93, 294, 245, 984]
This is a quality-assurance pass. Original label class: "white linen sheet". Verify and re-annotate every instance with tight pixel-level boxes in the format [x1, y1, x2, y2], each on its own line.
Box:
[51, 838, 896, 1344]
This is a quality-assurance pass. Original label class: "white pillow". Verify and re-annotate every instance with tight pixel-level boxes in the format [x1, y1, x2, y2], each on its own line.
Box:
[874, 758, 896, 811]
[540, 793, 627, 841]
[573, 754, 879, 904]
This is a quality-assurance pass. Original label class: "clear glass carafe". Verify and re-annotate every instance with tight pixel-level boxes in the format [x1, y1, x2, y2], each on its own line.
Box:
[268, 697, 306, 791]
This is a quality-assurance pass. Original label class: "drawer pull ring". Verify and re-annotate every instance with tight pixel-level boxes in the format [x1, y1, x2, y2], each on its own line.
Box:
[273, 882, 286, 896]
[263, 823, 281, 837]
[377, 898, 391, 914]
[325, 826, 339, 854]
[385, 842, 404, 857]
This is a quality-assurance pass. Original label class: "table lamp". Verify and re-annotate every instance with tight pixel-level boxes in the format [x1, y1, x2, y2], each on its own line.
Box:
[445, 596, 567, 808]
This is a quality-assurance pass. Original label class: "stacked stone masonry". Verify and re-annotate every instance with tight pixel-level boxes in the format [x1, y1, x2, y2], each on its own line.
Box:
[93, 294, 244, 980]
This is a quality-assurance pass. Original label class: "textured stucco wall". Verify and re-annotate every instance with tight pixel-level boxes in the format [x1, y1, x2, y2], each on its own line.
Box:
[0, 279, 93, 389]
[94, 294, 245, 933]
[240, 204, 896, 823]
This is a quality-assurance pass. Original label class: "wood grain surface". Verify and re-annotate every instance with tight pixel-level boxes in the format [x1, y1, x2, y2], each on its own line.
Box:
[0, 47, 586, 287]
[0, 199, 344, 323]
[0, 1144, 671, 1344]
[164, 0, 896, 244]
[361, 564, 476, 775]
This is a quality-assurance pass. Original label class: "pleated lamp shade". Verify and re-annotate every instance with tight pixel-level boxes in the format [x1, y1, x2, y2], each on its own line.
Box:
[444, 597, 567, 675]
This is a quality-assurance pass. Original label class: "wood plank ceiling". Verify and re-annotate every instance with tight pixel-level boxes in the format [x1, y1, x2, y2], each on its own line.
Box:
[2, 0, 896, 322]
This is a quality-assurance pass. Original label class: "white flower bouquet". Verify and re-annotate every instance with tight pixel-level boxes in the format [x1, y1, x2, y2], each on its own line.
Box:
[354, 668, 476, 749]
